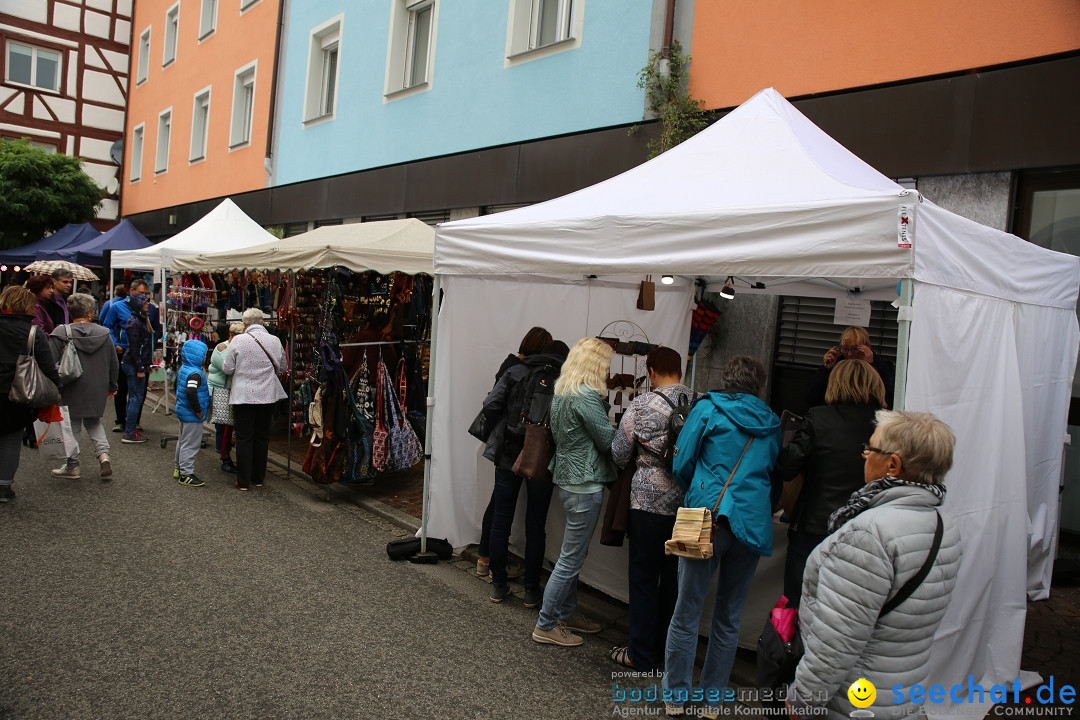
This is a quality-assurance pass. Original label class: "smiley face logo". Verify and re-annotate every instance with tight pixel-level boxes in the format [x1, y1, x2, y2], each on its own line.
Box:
[848, 678, 877, 708]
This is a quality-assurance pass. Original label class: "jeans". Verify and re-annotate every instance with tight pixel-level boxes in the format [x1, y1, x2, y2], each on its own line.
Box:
[537, 488, 603, 631]
[663, 518, 760, 708]
[477, 493, 495, 558]
[233, 403, 272, 488]
[783, 529, 828, 607]
[627, 509, 679, 671]
[122, 364, 146, 435]
[489, 466, 555, 589]
[66, 416, 109, 466]
[114, 350, 127, 425]
[215, 424, 233, 459]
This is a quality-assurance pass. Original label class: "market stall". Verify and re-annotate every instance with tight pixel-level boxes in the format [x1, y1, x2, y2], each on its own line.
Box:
[429, 89, 1080, 714]
[38, 219, 151, 267]
[171, 219, 436, 485]
[0, 222, 100, 266]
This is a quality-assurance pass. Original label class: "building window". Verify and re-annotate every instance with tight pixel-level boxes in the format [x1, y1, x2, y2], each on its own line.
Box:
[6, 41, 62, 92]
[304, 17, 342, 122]
[163, 4, 180, 66]
[130, 124, 144, 182]
[200, 0, 217, 39]
[155, 110, 171, 173]
[507, 0, 580, 58]
[190, 89, 210, 161]
[386, 0, 436, 96]
[230, 64, 255, 147]
[137, 28, 150, 83]
[240, 0, 259, 10]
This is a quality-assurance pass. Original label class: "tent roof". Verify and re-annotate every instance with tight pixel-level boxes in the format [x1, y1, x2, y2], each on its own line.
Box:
[171, 219, 434, 275]
[434, 88, 1079, 310]
[0, 223, 101, 266]
[111, 198, 276, 270]
[38, 219, 151, 267]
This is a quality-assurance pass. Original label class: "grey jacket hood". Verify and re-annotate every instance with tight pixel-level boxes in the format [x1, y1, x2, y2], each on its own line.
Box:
[54, 322, 114, 354]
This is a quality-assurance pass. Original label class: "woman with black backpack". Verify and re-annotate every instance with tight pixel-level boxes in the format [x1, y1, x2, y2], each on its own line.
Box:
[481, 336, 568, 609]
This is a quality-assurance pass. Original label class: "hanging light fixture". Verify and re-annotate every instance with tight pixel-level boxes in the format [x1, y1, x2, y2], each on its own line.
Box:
[719, 276, 735, 300]
[661, 275, 674, 285]
[13, 266, 20, 273]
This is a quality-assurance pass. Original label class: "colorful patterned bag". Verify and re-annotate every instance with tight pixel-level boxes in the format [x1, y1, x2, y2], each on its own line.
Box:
[371, 361, 389, 473]
[381, 357, 423, 473]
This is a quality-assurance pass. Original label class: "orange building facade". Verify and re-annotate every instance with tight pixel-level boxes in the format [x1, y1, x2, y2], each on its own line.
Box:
[122, 0, 281, 217]
[688, 0, 1080, 110]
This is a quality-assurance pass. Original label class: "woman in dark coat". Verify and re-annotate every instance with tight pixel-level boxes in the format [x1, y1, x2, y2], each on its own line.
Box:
[26, 274, 56, 335]
[773, 358, 886, 606]
[49, 293, 119, 480]
[0, 286, 60, 503]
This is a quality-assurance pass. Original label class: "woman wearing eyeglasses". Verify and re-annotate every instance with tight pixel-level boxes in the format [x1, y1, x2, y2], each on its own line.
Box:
[786, 410, 962, 720]
[805, 326, 894, 409]
[773, 359, 885, 606]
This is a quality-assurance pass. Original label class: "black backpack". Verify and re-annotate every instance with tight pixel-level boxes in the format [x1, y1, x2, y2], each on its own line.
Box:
[639, 390, 693, 468]
[504, 362, 561, 439]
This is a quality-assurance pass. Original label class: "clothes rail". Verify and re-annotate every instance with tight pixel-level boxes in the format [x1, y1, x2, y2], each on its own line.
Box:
[337, 339, 429, 348]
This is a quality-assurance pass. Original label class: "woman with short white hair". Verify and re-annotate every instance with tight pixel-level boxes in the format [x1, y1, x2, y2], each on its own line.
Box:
[787, 410, 963, 720]
[223, 309, 287, 490]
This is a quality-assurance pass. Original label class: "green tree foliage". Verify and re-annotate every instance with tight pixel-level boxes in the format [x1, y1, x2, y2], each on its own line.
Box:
[0, 138, 103, 249]
[636, 41, 708, 158]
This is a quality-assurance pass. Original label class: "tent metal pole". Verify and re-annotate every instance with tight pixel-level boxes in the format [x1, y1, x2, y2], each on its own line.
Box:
[690, 352, 698, 392]
[420, 273, 441, 555]
[893, 278, 913, 411]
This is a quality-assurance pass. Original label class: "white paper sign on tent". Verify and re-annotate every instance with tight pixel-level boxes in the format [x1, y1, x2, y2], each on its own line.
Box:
[834, 295, 872, 326]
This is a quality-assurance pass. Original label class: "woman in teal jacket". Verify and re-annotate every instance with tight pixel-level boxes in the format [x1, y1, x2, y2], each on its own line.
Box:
[663, 356, 782, 716]
[531, 337, 616, 648]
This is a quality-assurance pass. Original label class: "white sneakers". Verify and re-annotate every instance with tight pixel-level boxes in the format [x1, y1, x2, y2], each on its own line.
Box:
[51, 463, 80, 479]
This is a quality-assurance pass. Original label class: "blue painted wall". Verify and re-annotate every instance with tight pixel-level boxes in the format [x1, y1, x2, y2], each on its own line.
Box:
[275, 0, 655, 186]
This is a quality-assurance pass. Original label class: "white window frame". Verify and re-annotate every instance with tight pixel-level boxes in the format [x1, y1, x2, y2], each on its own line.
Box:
[385, 0, 437, 97]
[155, 109, 172, 174]
[5, 40, 62, 92]
[163, 4, 180, 67]
[137, 28, 150, 84]
[240, 0, 260, 11]
[199, 0, 217, 40]
[229, 62, 256, 148]
[130, 124, 145, 182]
[303, 16, 343, 122]
[506, 0, 582, 62]
[190, 88, 211, 162]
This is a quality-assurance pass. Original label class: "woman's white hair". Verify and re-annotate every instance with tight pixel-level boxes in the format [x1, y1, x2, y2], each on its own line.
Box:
[874, 409, 955, 485]
[242, 308, 264, 326]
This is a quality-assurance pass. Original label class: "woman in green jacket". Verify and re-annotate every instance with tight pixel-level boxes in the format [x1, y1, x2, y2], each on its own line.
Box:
[532, 337, 617, 648]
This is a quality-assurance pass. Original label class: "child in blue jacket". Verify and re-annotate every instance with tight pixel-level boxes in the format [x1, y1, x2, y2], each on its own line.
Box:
[175, 339, 210, 487]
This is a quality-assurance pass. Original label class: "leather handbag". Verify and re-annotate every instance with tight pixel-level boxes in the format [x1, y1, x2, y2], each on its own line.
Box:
[9, 326, 61, 408]
[511, 413, 554, 484]
[57, 325, 83, 384]
[468, 409, 492, 442]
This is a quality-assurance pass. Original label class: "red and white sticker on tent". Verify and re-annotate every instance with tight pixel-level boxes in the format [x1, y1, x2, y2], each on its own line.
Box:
[897, 204, 914, 248]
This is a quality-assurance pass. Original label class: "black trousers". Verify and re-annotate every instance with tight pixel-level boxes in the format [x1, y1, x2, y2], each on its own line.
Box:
[233, 403, 273, 488]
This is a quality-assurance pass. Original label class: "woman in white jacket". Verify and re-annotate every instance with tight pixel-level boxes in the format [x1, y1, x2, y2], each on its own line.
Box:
[788, 410, 962, 720]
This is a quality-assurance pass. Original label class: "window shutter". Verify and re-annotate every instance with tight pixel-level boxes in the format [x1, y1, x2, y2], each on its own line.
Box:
[775, 296, 898, 367]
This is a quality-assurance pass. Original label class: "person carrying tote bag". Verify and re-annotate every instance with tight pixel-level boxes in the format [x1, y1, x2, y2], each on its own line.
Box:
[0, 286, 62, 503]
[662, 356, 782, 718]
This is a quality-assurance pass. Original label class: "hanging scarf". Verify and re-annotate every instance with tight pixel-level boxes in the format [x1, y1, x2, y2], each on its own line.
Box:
[827, 476, 947, 533]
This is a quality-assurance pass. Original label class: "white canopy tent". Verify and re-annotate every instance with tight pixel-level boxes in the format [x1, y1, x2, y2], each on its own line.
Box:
[171, 219, 435, 274]
[111, 198, 278, 272]
[428, 89, 1079, 714]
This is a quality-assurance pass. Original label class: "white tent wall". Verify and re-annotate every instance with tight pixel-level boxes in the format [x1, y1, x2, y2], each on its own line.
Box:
[426, 89, 1080, 708]
[427, 274, 692, 597]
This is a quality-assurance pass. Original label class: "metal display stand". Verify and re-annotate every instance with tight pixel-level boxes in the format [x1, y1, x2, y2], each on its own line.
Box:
[597, 319, 652, 424]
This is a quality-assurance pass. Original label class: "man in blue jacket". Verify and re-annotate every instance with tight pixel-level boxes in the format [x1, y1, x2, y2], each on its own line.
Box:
[101, 278, 161, 432]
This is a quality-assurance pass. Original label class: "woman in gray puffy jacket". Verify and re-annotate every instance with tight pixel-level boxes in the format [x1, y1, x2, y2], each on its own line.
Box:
[787, 410, 963, 720]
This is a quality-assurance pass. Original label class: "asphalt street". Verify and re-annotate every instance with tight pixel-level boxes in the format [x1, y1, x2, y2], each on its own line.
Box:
[0, 403, 654, 720]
